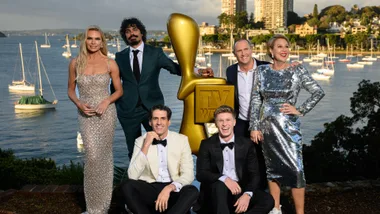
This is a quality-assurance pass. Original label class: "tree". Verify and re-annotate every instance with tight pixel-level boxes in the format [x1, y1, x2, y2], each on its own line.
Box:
[249, 12, 254, 24]
[303, 80, 380, 183]
[313, 4, 319, 19]
[235, 11, 249, 29]
[287, 11, 305, 26]
[344, 34, 355, 46]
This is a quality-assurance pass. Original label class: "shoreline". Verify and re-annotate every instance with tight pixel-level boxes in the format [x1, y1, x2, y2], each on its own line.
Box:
[163, 48, 380, 55]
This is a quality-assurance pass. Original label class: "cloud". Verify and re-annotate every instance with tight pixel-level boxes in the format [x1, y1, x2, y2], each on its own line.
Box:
[0, 0, 374, 31]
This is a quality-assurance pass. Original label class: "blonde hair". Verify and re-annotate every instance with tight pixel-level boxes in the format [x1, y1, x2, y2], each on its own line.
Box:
[267, 34, 290, 59]
[214, 105, 236, 120]
[76, 25, 108, 77]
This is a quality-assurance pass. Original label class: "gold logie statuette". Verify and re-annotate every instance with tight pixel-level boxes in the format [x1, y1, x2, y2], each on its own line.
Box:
[167, 13, 234, 154]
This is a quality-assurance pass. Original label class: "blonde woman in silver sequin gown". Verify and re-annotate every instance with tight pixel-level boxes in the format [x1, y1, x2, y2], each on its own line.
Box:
[68, 26, 123, 214]
[249, 34, 324, 214]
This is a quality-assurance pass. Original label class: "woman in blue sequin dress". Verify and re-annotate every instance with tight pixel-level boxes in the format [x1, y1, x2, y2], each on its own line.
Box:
[249, 34, 325, 214]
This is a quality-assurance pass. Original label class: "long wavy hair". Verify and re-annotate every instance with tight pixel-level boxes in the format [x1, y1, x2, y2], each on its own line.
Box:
[76, 25, 108, 77]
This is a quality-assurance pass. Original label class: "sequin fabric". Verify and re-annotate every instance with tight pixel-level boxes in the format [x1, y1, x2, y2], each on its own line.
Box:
[249, 64, 324, 188]
[77, 72, 116, 213]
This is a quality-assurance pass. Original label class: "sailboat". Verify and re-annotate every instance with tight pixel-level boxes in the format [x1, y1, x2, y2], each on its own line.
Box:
[339, 46, 351, 62]
[9, 43, 36, 92]
[40, 33, 51, 48]
[362, 39, 377, 61]
[317, 40, 334, 76]
[347, 56, 364, 69]
[71, 35, 78, 48]
[303, 45, 313, 62]
[15, 41, 58, 110]
[62, 35, 72, 58]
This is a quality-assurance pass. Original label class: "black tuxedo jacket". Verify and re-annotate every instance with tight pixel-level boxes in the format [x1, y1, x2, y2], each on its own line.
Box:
[226, 59, 270, 119]
[194, 134, 261, 213]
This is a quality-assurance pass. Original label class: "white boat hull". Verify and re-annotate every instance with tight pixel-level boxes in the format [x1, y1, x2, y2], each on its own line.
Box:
[312, 73, 331, 80]
[15, 103, 57, 110]
[40, 44, 51, 48]
[362, 57, 377, 61]
[303, 58, 312, 62]
[309, 62, 323, 66]
[9, 84, 35, 91]
[317, 68, 334, 76]
[62, 52, 71, 58]
[357, 61, 373, 65]
[347, 63, 364, 69]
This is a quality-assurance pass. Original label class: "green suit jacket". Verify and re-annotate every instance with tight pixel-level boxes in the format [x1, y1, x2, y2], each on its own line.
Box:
[114, 44, 181, 115]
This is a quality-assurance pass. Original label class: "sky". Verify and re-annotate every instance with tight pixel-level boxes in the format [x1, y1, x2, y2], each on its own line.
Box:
[0, 0, 375, 31]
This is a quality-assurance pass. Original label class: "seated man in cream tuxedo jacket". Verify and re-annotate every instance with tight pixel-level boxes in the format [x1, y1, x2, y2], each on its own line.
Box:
[122, 104, 198, 214]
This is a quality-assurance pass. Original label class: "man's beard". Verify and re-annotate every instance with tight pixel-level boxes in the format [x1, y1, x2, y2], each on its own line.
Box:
[128, 36, 140, 46]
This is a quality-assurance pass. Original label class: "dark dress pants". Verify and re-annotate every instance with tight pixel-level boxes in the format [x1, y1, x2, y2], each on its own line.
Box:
[122, 179, 199, 214]
[118, 105, 152, 159]
[234, 118, 268, 190]
[210, 181, 274, 214]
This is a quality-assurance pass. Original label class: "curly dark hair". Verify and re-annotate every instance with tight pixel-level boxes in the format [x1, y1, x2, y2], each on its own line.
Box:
[149, 104, 172, 121]
[119, 17, 147, 45]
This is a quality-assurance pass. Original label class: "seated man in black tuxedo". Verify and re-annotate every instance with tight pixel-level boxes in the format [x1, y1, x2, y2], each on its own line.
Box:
[122, 104, 198, 214]
[195, 105, 274, 214]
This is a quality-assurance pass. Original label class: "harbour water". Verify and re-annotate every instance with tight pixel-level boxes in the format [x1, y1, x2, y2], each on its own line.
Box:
[1, 35, 379, 167]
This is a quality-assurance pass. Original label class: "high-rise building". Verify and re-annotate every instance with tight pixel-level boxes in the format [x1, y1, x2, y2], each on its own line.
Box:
[255, 0, 293, 29]
[254, 0, 264, 22]
[221, 0, 246, 15]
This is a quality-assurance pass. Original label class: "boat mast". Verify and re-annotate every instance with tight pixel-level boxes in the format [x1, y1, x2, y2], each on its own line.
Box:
[35, 41, 43, 96]
[19, 43, 26, 83]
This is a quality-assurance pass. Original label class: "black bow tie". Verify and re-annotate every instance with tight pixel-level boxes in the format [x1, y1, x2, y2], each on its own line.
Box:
[152, 139, 167, 147]
[221, 142, 234, 150]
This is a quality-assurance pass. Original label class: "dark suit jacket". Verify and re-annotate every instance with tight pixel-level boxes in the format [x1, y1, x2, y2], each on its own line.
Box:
[226, 59, 270, 119]
[194, 134, 260, 213]
[113, 44, 181, 115]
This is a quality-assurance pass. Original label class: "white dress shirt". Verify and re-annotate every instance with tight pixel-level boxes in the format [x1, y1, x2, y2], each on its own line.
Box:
[129, 42, 144, 73]
[237, 60, 257, 121]
[218, 135, 253, 197]
[140, 140, 182, 192]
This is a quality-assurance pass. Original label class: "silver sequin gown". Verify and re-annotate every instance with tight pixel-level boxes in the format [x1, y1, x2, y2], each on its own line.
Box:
[249, 64, 324, 188]
[77, 72, 116, 213]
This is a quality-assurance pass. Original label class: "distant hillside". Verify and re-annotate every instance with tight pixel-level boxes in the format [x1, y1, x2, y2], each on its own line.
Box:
[0, 32, 5, 37]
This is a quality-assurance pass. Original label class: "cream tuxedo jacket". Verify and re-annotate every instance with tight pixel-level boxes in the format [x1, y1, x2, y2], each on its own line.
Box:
[128, 131, 194, 186]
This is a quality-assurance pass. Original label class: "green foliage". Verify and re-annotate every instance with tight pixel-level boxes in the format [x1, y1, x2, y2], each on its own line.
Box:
[303, 80, 380, 183]
[287, 11, 305, 27]
[313, 4, 319, 19]
[162, 35, 171, 43]
[307, 18, 320, 27]
[0, 149, 83, 190]
[202, 34, 218, 44]
[320, 5, 347, 23]
[250, 34, 273, 46]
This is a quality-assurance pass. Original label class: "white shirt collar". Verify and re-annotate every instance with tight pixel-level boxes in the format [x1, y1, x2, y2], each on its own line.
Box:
[130, 42, 144, 53]
[219, 135, 235, 144]
[237, 58, 257, 73]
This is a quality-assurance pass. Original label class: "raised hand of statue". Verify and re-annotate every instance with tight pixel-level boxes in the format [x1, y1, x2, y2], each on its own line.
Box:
[198, 67, 214, 78]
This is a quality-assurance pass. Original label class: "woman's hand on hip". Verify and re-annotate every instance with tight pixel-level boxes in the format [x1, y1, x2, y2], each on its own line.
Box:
[280, 103, 301, 115]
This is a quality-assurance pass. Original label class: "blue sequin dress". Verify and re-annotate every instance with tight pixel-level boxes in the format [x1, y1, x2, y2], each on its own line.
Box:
[249, 64, 324, 188]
